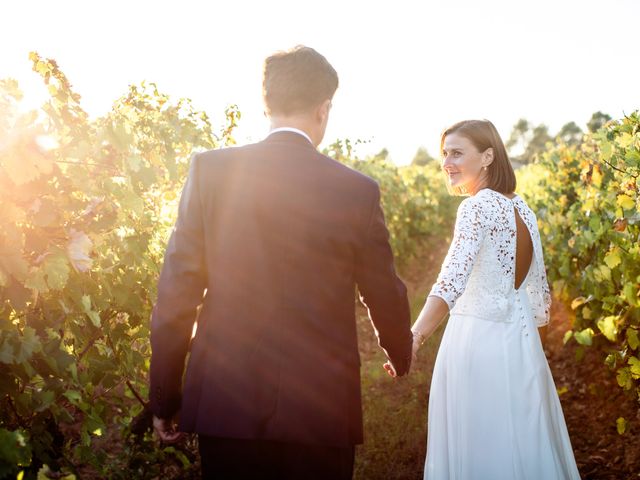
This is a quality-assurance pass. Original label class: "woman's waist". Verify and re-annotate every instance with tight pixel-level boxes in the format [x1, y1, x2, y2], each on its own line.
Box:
[451, 288, 532, 323]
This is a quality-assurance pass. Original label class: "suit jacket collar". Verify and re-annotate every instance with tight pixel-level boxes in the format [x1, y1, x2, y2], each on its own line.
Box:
[263, 130, 317, 151]
[268, 127, 313, 144]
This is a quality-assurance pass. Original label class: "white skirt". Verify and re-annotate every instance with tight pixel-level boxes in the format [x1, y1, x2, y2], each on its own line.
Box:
[424, 288, 581, 480]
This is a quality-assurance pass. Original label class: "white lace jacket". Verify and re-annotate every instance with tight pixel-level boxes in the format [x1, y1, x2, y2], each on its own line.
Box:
[429, 188, 551, 326]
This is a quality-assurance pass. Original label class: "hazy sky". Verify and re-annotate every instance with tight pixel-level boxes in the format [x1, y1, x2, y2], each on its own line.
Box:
[2, 0, 638, 164]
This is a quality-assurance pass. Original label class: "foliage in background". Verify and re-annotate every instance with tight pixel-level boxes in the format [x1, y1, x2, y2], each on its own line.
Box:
[324, 140, 459, 265]
[410, 147, 437, 167]
[517, 112, 640, 429]
[0, 55, 457, 479]
[0, 53, 234, 479]
[507, 111, 613, 165]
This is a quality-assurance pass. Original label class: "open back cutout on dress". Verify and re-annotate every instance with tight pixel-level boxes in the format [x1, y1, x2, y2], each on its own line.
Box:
[514, 206, 533, 290]
[429, 188, 553, 326]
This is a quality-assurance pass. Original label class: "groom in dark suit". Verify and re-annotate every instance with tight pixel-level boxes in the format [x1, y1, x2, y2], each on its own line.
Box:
[149, 45, 413, 479]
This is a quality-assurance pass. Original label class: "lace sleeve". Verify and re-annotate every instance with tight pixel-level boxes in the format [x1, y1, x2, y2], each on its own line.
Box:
[428, 197, 488, 310]
[527, 219, 552, 326]
[538, 267, 552, 326]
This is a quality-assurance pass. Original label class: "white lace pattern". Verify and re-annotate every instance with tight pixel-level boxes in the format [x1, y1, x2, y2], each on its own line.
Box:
[429, 188, 551, 326]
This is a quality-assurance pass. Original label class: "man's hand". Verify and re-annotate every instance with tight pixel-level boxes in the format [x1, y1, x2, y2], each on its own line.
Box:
[153, 415, 183, 443]
[384, 331, 424, 376]
[383, 331, 421, 378]
[383, 350, 416, 378]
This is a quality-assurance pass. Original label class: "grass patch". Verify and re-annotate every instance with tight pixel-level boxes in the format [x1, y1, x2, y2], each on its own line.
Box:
[354, 291, 446, 479]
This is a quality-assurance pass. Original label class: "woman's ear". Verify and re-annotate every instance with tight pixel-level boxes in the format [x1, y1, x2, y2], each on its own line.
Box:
[483, 147, 495, 167]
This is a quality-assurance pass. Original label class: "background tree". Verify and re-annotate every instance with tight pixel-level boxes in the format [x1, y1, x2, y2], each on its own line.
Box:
[523, 124, 553, 163]
[506, 119, 552, 164]
[587, 111, 612, 133]
[371, 147, 390, 163]
[411, 147, 437, 166]
[556, 121, 583, 146]
[506, 118, 531, 158]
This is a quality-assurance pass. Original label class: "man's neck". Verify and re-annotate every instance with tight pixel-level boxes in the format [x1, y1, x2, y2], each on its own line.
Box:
[268, 127, 313, 145]
[269, 117, 317, 146]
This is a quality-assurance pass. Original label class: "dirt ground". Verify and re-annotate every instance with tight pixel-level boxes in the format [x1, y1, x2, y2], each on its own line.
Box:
[390, 243, 640, 480]
[544, 301, 640, 480]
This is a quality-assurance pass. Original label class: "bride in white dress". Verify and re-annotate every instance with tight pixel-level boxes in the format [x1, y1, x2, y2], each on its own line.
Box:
[399, 120, 581, 479]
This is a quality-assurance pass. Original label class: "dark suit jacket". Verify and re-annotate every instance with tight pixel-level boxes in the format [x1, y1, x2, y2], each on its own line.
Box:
[149, 131, 412, 447]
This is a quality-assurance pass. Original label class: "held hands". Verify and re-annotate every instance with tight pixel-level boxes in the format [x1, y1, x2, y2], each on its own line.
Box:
[384, 295, 447, 377]
[383, 331, 426, 378]
[153, 415, 183, 443]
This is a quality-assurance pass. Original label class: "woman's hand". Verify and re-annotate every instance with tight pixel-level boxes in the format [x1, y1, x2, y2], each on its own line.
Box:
[383, 361, 397, 378]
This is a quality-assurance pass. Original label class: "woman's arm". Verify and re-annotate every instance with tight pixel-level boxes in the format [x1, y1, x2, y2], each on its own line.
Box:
[384, 197, 488, 377]
[411, 295, 450, 351]
[416, 198, 487, 344]
[383, 295, 450, 377]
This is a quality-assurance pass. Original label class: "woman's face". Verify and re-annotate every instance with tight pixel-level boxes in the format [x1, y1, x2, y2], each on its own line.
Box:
[441, 133, 490, 194]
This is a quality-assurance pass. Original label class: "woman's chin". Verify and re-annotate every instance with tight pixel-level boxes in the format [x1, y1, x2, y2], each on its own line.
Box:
[448, 179, 474, 195]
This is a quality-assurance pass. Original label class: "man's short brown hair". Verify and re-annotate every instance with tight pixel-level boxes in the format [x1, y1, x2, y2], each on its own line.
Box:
[263, 45, 339, 116]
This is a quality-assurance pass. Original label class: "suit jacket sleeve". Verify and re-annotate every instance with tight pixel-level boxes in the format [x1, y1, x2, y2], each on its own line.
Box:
[355, 184, 413, 376]
[149, 153, 207, 419]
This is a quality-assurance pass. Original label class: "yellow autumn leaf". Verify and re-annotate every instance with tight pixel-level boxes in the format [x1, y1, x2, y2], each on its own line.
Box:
[594, 264, 611, 282]
[0, 78, 24, 101]
[34, 60, 51, 76]
[574, 328, 594, 346]
[597, 315, 618, 342]
[571, 296, 590, 310]
[630, 356, 640, 378]
[616, 194, 635, 210]
[581, 197, 594, 213]
[617, 132, 634, 149]
[604, 249, 622, 269]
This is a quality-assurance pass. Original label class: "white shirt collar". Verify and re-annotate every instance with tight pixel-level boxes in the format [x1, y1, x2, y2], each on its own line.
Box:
[267, 127, 313, 145]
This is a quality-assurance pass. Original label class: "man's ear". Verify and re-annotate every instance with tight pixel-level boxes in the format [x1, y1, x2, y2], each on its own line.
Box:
[316, 99, 332, 123]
